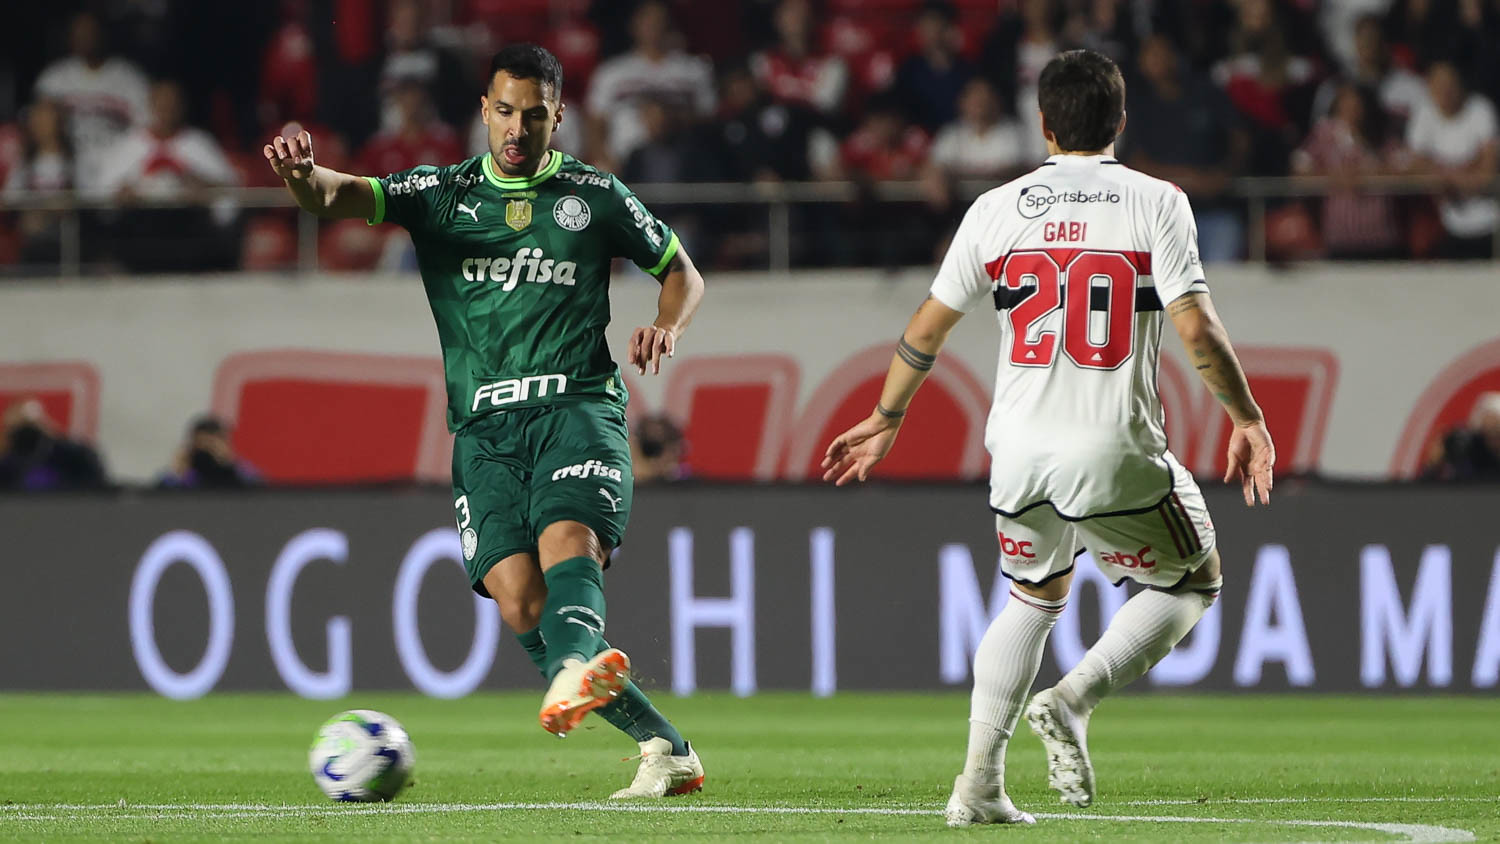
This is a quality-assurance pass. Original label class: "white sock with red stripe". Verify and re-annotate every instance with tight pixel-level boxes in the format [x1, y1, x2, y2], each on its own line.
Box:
[961, 587, 1067, 785]
[1056, 582, 1221, 713]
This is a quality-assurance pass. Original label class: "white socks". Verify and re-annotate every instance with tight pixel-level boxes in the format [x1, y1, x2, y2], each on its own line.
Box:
[1057, 583, 1221, 713]
[962, 588, 1067, 785]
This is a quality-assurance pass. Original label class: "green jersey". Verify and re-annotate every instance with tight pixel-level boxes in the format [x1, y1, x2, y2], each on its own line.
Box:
[366, 150, 679, 431]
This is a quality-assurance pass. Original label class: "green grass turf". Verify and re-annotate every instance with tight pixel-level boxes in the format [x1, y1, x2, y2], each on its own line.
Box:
[0, 693, 1494, 842]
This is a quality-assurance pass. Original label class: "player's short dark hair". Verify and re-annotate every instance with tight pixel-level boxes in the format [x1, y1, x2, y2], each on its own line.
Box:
[1037, 49, 1125, 153]
[488, 44, 564, 100]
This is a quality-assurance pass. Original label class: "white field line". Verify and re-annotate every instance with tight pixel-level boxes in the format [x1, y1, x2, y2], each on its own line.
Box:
[1120, 797, 1500, 806]
[3, 796, 1495, 812]
[0, 801, 1477, 842]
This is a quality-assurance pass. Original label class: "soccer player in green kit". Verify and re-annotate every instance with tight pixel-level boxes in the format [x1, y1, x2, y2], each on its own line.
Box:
[263, 45, 706, 799]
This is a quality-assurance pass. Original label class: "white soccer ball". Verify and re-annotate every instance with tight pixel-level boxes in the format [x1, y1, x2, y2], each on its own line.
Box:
[309, 709, 415, 802]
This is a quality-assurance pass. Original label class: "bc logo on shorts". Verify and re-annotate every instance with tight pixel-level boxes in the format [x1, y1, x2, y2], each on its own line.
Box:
[461, 527, 479, 561]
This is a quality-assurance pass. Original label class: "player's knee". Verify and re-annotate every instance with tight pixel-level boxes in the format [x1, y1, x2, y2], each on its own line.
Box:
[538, 520, 608, 567]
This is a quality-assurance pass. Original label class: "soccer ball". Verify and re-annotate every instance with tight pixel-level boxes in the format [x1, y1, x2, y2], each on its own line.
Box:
[309, 709, 415, 802]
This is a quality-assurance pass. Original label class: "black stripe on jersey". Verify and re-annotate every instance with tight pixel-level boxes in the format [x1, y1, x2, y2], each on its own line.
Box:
[993, 285, 1164, 313]
[1171, 492, 1203, 553]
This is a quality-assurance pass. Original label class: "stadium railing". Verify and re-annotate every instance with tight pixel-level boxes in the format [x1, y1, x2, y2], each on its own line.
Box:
[3, 175, 1497, 275]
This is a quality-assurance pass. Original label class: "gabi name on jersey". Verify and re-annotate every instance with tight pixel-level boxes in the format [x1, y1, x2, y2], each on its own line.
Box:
[460, 247, 577, 291]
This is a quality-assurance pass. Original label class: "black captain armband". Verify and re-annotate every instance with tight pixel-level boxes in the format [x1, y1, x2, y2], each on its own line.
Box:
[896, 336, 937, 372]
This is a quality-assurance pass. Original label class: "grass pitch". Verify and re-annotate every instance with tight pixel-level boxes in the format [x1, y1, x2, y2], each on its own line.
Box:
[0, 692, 1493, 842]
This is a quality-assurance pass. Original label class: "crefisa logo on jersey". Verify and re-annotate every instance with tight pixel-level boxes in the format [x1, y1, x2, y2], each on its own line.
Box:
[1017, 184, 1121, 219]
[461, 247, 577, 291]
[553, 196, 591, 231]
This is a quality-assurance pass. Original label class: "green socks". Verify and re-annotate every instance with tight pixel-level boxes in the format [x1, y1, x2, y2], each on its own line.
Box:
[514, 627, 689, 756]
[539, 556, 608, 678]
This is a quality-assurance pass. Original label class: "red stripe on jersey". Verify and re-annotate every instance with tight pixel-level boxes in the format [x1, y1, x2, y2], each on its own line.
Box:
[1172, 492, 1202, 552]
[1158, 501, 1188, 557]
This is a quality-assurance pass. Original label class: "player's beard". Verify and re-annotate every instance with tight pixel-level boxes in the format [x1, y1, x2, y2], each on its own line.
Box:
[496, 140, 547, 177]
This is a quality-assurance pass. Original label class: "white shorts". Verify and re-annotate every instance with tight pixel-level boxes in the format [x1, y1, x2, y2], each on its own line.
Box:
[994, 456, 1217, 590]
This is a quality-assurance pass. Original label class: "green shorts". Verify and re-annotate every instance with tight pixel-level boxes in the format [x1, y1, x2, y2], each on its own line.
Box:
[450, 400, 633, 597]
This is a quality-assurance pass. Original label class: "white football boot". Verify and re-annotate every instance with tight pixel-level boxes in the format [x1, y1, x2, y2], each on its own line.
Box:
[1025, 687, 1096, 807]
[538, 648, 631, 737]
[943, 774, 1035, 827]
[609, 737, 705, 799]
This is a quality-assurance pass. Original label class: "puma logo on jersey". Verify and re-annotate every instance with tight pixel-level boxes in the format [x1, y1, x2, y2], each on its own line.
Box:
[598, 487, 624, 513]
[457, 201, 482, 221]
[461, 248, 577, 291]
[551, 460, 624, 483]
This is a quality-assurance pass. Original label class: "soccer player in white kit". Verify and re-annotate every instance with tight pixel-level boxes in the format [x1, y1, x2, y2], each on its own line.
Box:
[822, 49, 1275, 826]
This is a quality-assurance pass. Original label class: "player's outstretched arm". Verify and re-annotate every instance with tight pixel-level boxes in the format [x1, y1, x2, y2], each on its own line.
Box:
[263, 130, 376, 221]
[627, 246, 705, 376]
[1167, 292, 1275, 506]
[822, 296, 964, 486]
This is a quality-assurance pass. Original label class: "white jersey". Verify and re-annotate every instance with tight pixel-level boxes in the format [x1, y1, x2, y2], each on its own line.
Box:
[930, 154, 1207, 519]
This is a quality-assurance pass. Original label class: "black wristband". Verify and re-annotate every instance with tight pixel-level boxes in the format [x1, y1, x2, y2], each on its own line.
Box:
[876, 403, 907, 419]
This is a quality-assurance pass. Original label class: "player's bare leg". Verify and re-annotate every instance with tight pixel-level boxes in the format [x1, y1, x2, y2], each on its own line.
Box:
[945, 573, 1071, 827]
[1028, 550, 1222, 807]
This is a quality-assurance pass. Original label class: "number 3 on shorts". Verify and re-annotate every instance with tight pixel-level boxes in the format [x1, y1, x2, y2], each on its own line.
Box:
[454, 494, 471, 530]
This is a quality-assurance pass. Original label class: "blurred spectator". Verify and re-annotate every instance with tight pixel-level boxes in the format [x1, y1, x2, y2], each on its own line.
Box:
[0, 398, 107, 491]
[258, 0, 319, 135]
[96, 80, 241, 272]
[1212, 0, 1319, 175]
[891, 1, 974, 133]
[1291, 84, 1402, 258]
[979, 0, 1061, 164]
[751, 0, 848, 117]
[1124, 34, 1250, 261]
[712, 62, 834, 182]
[1422, 392, 1500, 481]
[1060, 0, 1135, 62]
[1321, 0, 1397, 77]
[2, 100, 75, 267]
[1311, 15, 1428, 134]
[632, 414, 686, 483]
[1404, 61, 1498, 259]
[927, 78, 1025, 180]
[157, 415, 260, 489]
[621, 98, 701, 184]
[586, 0, 715, 171]
[378, 0, 474, 135]
[33, 11, 149, 178]
[838, 96, 929, 182]
[358, 80, 463, 176]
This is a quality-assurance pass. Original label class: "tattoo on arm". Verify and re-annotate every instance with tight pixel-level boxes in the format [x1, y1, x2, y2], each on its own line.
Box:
[896, 336, 937, 372]
[1167, 296, 1202, 317]
[653, 254, 684, 281]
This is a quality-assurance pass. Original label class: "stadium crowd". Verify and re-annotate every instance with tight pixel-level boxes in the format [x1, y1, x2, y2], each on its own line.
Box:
[1, 0, 1498, 271]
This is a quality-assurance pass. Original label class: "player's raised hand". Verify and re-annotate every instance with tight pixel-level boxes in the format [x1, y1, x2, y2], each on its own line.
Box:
[264, 130, 316, 182]
[627, 324, 675, 375]
[1225, 420, 1275, 506]
[822, 412, 902, 486]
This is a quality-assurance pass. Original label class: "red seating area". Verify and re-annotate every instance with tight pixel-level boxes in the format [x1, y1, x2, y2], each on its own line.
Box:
[211, 350, 451, 484]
